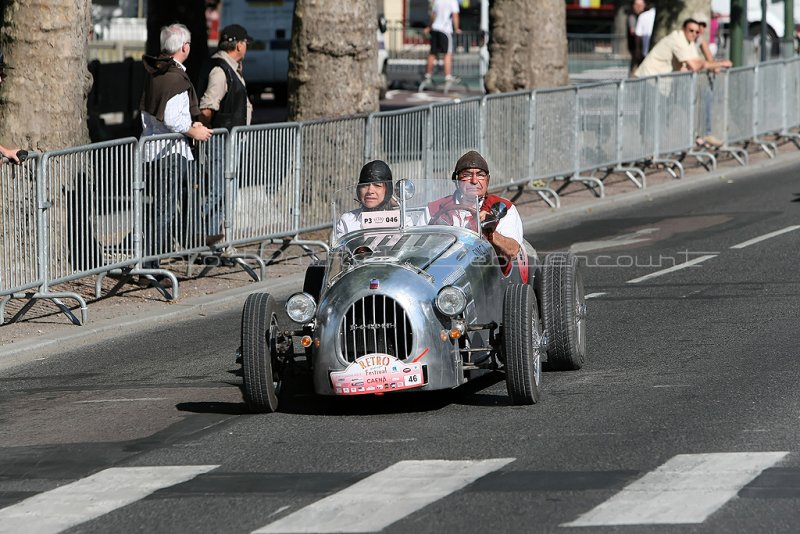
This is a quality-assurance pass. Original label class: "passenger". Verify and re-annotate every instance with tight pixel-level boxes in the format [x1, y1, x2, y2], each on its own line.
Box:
[428, 150, 524, 261]
[335, 160, 396, 238]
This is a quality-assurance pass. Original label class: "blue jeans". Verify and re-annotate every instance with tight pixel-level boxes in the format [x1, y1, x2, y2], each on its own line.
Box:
[143, 154, 188, 268]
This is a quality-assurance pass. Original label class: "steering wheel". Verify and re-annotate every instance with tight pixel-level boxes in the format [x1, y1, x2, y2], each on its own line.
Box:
[428, 203, 480, 231]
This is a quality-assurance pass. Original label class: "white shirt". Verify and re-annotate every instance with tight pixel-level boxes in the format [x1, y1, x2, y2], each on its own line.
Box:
[635, 8, 656, 55]
[141, 60, 194, 162]
[431, 0, 459, 34]
[425, 194, 525, 250]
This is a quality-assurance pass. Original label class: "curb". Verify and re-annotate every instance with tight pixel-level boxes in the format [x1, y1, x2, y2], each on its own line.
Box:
[0, 276, 303, 368]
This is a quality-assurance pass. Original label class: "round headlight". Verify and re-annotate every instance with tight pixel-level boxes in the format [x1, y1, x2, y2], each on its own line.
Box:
[436, 286, 467, 317]
[286, 292, 316, 323]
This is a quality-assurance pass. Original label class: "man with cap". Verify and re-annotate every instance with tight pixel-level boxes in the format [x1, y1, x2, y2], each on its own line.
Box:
[0, 53, 22, 164]
[199, 24, 254, 245]
[427, 150, 524, 261]
[335, 160, 396, 238]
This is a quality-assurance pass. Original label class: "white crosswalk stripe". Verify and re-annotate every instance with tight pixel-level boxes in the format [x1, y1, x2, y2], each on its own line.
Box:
[0, 465, 218, 534]
[562, 452, 788, 527]
[252, 458, 515, 533]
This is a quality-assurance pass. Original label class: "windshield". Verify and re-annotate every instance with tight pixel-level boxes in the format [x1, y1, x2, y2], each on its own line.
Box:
[330, 177, 481, 245]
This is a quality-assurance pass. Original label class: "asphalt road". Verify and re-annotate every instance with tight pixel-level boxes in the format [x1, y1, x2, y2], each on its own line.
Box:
[1, 161, 800, 533]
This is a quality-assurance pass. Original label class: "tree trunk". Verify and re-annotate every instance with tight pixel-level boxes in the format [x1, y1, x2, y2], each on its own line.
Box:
[652, 0, 710, 43]
[0, 0, 92, 151]
[484, 0, 568, 93]
[288, 0, 379, 121]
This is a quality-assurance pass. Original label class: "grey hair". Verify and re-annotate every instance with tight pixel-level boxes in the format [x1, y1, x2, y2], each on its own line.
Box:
[160, 23, 191, 55]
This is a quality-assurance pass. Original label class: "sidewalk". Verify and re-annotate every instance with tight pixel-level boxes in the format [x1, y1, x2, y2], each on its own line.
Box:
[2, 140, 799, 365]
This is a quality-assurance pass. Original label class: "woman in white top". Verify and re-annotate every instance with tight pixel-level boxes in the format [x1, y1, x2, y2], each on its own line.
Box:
[335, 160, 395, 238]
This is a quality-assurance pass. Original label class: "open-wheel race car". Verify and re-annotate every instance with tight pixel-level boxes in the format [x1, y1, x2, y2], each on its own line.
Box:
[239, 177, 586, 412]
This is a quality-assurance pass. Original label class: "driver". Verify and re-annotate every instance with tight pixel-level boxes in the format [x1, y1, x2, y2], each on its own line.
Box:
[427, 150, 524, 260]
[335, 160, 396, 238]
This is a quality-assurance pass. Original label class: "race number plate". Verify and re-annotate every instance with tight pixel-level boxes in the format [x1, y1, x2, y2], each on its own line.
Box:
[330, 354, 425, 395]
[360, 210, 400, 230]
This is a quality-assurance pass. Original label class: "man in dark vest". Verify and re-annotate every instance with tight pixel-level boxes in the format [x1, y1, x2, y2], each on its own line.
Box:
[199, 24, 253, 246]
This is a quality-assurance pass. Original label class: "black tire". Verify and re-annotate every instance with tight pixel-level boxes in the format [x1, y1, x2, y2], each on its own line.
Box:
[302, 260, 326, 302]
[541, 252, 586, 371]
[503, 284, 543, 405]
[241, 292, 281, 413]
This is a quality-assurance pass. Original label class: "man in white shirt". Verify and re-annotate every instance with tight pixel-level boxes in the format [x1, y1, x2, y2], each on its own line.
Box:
[635, 5, 656, 58]
[635, 19, 706, 77]
[423, 0, 460, 84]
[427, 151, 524, 261]
[139, 23, 213, 267]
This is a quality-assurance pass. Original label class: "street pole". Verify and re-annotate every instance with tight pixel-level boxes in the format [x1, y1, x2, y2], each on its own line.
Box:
[761, 0, 768, 61]
[730, 0, 747, 66]
[784, 0, 795, 57]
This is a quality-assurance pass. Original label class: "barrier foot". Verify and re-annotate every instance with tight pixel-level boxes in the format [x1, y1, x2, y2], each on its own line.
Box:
[614, 165, 647, 189]
[128, 268, 179, 301]
[258, 237, 330, 264]
[686, 149, 717, 171]
[1, 290, 88, 326]
[754, 138, 777, 158]
[779, 132, 800, 150]
[654, 158, 684, 179]
[572, 174, 605, 198]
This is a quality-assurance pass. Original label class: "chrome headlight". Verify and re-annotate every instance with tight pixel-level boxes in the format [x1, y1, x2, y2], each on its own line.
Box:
[435, 286, 466, 317]
[286, 292, 316, 323]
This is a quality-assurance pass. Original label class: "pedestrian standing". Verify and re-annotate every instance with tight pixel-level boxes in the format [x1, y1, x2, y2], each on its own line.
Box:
[198, 24, 254, 246]
[628, 0, 645, 76]
[139, 23, 213, 268]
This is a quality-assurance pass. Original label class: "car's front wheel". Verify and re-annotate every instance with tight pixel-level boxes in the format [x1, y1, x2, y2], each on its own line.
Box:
[503, 284, 543, 405]
[241, 292, 282, 413]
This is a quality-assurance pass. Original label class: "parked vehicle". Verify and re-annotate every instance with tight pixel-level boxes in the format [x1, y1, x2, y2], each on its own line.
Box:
[238, 177, 587, 413]
[218, 0, 388, 100]
[711, 0, 800, 58]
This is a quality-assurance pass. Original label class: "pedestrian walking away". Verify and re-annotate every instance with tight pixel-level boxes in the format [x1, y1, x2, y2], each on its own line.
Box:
[421, 0, 461, 89]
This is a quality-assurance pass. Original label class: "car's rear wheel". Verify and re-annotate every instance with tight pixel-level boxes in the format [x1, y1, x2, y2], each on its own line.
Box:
[503, 284, 543, 405]
[241, 292, 282, 412]
[541, 252, 586, 371]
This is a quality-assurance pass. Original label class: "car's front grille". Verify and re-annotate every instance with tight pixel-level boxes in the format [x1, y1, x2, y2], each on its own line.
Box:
[339, 295, 413, 362]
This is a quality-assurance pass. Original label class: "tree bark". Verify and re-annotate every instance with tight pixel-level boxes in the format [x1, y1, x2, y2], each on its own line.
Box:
[288, 0, 379, 121]
[0, 0, 92, 151]
[484, 0, 568, 93]
[652, 0, 710, 43]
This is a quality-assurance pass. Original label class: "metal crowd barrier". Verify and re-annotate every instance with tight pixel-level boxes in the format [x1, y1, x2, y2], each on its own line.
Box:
[4, 58, 800, 326]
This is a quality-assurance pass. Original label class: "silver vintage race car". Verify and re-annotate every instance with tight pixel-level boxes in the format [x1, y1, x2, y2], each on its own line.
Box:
[239, 178, 586, 412]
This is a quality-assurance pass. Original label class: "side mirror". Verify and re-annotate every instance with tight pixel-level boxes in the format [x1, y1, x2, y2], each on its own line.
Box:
[396, 178, 415, 201]
[378, 15, 387, 34]
[491, 202, 508, 220]
[481, 202, 508, 232]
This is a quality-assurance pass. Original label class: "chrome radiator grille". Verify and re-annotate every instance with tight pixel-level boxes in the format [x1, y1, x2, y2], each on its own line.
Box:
[339, 295, 413, 362]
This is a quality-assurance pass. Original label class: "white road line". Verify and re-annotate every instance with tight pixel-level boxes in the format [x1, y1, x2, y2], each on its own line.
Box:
[562, 452, 788, 527]
[253, 458, 515, 534]
[626, 254, 717, 284]
[0, 465, 218, 534]
[730, 225, 800, 249]
[73, 398, 168, 403]
[585, 292, 607, 299]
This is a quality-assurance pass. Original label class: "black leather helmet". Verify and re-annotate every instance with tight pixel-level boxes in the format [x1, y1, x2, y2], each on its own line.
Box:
[357, 160, 393, 209]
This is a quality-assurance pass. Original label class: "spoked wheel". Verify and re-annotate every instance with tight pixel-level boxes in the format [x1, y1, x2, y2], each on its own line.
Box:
[541, 252, 586, 371]
[241, 292, 283, 413]
[503, 284, 543, 405]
